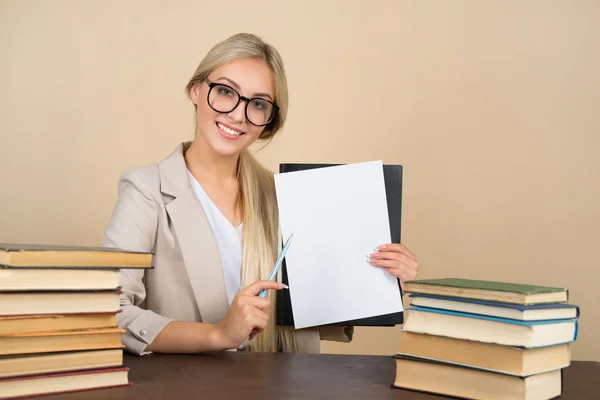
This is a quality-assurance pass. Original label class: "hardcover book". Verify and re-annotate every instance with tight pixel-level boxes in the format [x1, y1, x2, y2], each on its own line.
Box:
[0, 366, 131, 399]
[409, 294, 579, 321]
[391, 354, 562, 400]
[404, 278, 568, 305]
[402, 306, 578, 347]
[0, 243, 153, 269]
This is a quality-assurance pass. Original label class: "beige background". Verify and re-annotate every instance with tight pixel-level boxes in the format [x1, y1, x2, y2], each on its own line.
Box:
[1, 1, 598, 361]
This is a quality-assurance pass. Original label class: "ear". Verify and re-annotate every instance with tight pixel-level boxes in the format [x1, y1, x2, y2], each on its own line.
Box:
[189, 82, 201, 105]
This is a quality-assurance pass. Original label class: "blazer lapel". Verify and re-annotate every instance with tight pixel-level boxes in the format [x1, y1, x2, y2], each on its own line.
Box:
[159, 143, 229, 324]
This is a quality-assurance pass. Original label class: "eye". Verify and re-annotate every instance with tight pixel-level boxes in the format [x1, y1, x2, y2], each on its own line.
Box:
[217, 86, 234, 96]
[251, 99, 270, 110]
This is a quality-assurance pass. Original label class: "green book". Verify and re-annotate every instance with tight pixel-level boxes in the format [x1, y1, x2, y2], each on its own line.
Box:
[403, 278, 568, 305]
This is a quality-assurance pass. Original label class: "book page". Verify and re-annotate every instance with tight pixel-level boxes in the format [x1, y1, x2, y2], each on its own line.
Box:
[274, 161, 403, 329]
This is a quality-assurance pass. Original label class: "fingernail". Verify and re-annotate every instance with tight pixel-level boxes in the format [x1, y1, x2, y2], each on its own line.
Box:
[375, 245, 385, 251]
[366, 252, 378, 258]
[279, 283, 289, 289]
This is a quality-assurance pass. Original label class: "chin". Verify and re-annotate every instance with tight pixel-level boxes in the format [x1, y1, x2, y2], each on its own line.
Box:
[206, 133, 253, 158]
[213, 144, 248, 158]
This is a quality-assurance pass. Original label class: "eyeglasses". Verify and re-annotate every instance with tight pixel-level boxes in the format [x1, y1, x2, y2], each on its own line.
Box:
[205, 80, 279, 127]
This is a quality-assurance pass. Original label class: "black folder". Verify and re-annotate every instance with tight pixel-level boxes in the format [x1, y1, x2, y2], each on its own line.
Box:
[275, 163, 404, 327]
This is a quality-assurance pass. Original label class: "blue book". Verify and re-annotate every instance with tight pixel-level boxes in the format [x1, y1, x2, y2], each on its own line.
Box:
[409, 293, 580, 321]
[403, 306, 578, 348]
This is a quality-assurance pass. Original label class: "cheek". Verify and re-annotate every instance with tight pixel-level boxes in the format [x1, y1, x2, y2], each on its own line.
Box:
[247, 125, 265, 140]
[196, 101, 219, 125]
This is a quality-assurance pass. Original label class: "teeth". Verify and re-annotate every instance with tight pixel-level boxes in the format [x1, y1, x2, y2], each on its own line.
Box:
[218, 123, 242, 136]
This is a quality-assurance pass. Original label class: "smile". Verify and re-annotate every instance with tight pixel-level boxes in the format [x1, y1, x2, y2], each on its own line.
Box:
[217, 122, 244, 136]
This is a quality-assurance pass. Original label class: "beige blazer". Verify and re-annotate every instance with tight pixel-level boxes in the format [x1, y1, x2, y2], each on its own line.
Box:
[102, 142, 351, 355]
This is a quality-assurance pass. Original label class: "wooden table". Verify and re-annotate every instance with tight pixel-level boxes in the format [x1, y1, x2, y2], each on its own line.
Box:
[41, 352, 600, 399]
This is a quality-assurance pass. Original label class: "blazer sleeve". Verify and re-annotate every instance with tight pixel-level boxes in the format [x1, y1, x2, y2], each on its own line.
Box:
[102, 170, 174, 356]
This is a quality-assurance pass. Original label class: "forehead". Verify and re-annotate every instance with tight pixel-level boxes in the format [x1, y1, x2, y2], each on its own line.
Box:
[209, 58, 274, 97]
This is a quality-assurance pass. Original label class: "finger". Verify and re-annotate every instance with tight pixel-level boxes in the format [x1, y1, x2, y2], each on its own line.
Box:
[249, 330, 258, 341]
[383, 269, 416, 288]
[237, 296, 270, 310]
[381, 244, 417, 260]
[255, 318, 267, 331]
[245, 306, 269, 322]
[369, 258, 415, 274]
[245, 311, 268, 332]
[382, 266, 411, 280]
[249, 327, 261, 341]
[240, 280, 288, 296]
[368, 252, 418, 271]
[253, 308, 269, 323]
[375, 244, 417, 260]
[385, 265, 418, 282]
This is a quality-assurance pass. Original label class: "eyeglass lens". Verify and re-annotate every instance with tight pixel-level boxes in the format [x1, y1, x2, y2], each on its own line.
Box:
[208, 84, 274, 126]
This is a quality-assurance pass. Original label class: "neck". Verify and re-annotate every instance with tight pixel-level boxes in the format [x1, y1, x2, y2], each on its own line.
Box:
[185, 137, 239, 185]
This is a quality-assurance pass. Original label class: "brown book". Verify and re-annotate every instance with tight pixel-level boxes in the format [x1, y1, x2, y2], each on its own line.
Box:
[392, 355, 562, 400]
[0, 366, 130, 399]
[0, 268, 119, 291]
[0, 313, 118, 335]
[0, 243, 152, 269]
[398, 331, 570, 376]
[0, 349, 123, 378]
[0, 291, 120, 316]
[0, 327, 125, 356]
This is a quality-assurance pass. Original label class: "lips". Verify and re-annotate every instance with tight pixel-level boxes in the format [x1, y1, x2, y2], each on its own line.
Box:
[216, 122, 244, 136]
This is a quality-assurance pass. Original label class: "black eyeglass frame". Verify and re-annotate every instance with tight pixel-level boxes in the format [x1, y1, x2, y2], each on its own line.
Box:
[205, 80, 279, 127]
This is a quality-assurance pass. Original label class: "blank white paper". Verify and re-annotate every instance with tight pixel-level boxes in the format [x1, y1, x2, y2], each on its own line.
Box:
[274, 161, 403, 329]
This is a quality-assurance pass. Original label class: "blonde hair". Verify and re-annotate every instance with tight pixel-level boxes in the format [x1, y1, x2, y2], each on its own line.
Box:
[185, 33, 298, 352]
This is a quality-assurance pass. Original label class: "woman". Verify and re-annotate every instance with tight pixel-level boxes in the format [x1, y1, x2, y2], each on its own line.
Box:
[102, 33, 419, 356]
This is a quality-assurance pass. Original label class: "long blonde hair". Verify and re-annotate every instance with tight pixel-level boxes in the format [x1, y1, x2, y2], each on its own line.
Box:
[185, 33, 298, 352]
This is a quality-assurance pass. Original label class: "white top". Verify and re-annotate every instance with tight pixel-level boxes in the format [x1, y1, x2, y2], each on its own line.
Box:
[188, 171, 243, 305]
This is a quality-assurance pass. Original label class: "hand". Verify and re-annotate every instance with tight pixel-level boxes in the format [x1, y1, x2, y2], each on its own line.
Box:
[213, 280, 286, 350]
[367, 243, 419, 290]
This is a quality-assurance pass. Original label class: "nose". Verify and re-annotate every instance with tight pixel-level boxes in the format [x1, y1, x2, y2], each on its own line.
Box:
[227, 98, 246, 124]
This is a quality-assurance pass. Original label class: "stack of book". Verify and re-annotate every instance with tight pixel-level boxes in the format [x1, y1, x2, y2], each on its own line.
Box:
[0, 244, 152, 399]
[392, 278, 579, 400]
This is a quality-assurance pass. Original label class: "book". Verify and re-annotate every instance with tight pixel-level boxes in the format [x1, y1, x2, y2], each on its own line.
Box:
[397, 331, 571, 376]
[0, 366, 130, 399]
[392, 355, 562, 400]
[0, 268, 119, 291]
[404, 278, 568, 305]
[409, 294, 579, 321]
[0, 313, 118, 335]
[0, 243, 153, 268]
[0, 349, 123, 378]
[0, 291, 120, 316]
[402, 307, 578, 348]
[276, 162, 404, 327]
[0, 327, 125, 356]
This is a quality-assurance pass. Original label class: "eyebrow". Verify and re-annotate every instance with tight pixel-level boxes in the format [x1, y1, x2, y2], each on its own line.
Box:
[215, 77, 274, 101]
